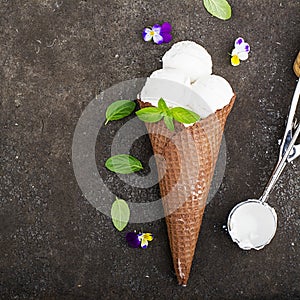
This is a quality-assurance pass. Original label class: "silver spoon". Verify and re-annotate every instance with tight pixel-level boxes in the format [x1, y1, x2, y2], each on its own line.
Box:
[228, 123, 299, 250]
[227, 53, 300, 250]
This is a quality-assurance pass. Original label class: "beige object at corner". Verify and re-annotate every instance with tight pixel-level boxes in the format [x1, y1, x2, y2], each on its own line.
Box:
[138, 95, 236, 286]
[293, 51, 300, 77]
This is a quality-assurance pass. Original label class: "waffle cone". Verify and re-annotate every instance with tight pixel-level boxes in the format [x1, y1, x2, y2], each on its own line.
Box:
[138, 95, 236, 286]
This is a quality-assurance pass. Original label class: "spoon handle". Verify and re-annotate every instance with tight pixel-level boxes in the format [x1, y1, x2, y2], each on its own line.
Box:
[260, 123, 300, 203]
[293, 51, 300, 77]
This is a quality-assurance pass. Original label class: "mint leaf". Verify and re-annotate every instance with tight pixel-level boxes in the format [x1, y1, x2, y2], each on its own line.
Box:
[105, 100, 136, 125]
[136, 107, 163, 123]
[203, 0, 232, 20]
[170, 107, 200, 124]
[111, 197, 130, 231]
[164, 115, 175, 131]
[158, 98, 169, 115]
[105, 154, 143, 174]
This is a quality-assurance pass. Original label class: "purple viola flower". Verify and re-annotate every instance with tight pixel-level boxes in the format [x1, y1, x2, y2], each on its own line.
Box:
[142, 24, 163, 44]
[142, 22, 172, 44]
[126, 232, 141, 248]
[160, 22, 172, 44]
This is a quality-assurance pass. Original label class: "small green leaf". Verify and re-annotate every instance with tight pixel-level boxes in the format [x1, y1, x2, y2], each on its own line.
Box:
[203, 0, 232, 20]
[105, 154, 143, 174]
[105, 100, 136, 125]
[136, 107, 163, 123]
[158, 98, 169, 114]
[164, 116, 175, 131]
[111, 197, 130, 231]
[170, 107, 200, 124]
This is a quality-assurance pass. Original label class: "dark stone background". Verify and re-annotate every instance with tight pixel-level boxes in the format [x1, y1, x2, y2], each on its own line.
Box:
[1, 0, 299, 299]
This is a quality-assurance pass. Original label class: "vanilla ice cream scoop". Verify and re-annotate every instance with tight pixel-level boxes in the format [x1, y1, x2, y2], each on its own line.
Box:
[191, 75, 234, 113]
[227, 200, 277, 250]
[162, 41, 213, 82]
[140, 69, 194, 108]
[150, 68, 191, 86]
[140, 77, 210, 117]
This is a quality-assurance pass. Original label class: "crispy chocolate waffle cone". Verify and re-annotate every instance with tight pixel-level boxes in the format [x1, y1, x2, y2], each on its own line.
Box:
[138, 95, 236, 286]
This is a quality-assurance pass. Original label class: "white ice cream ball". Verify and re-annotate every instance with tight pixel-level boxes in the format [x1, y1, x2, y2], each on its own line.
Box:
[149, 68, 191, 86]
[140, 68, 192, 106]
[162, 41, 213, 82]
[191, 75, 234, 112]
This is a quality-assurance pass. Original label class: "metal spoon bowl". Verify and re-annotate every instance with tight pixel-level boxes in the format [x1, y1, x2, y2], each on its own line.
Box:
[227, 199, 277, 250]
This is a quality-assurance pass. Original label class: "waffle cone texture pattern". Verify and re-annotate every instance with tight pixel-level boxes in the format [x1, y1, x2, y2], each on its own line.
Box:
[138, 95, 236, 286]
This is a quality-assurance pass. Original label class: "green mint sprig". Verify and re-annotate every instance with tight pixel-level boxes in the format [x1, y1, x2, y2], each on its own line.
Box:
[158, 98, 175, 131]
[136, 98, 200, 131]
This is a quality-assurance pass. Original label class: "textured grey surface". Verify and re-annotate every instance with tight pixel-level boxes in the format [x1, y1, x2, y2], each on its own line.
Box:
[1, 0, 300, 299]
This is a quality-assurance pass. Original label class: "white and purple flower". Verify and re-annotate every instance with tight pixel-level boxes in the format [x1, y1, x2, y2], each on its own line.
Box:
[231, 37, 250, 66]
[142, 22, 172, 44]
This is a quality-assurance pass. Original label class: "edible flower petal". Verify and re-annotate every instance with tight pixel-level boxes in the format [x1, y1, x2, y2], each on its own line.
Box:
[234, 37, 244, 47]
[138, 233, 153, 249]
[237, 51, 249, 61]
[152, 24, 161, 34]
[231, 54, 240, 66]
[126, 232, 140, 248]
[161, 22, 172, 34]
[161, 32, 172, 43]
[142, 28, 153, 42]
[160, 22, 172, 44]
[153, 33, 163, 45]
[231, 37, 250, 66]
